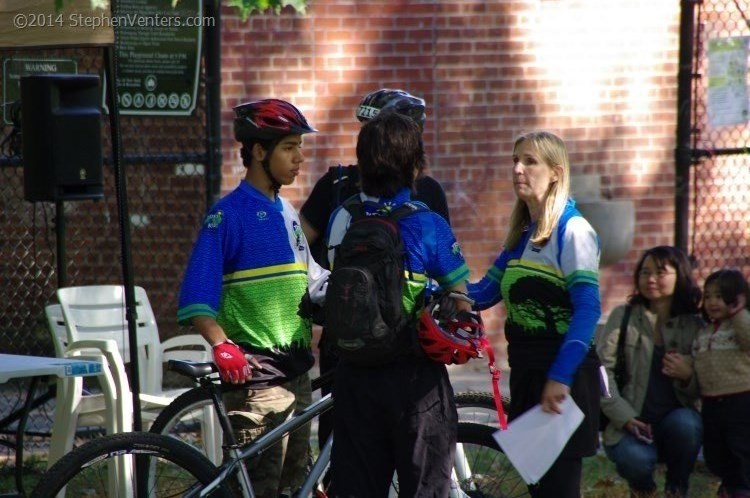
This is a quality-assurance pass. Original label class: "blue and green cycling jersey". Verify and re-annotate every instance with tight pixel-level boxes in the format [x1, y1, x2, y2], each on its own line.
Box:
[468, 199, 601, 385]
[178, 181, 329, 353]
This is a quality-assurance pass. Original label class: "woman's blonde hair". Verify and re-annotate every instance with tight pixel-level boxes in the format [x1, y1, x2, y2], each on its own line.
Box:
[504, 131, 570, 250]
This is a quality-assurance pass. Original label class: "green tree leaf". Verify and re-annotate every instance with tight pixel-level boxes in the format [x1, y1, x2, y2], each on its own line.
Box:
[57, 1, 309, 19]
[227, 0, 307, 20]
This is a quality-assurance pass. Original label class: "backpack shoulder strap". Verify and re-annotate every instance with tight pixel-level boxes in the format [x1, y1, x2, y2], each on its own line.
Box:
[330, 164, 358, 209]
[617, 305, 632, 350]
[386, 202, 429, 280]
[613, 304, 632, 389]
[342, 195, 366, 221]
[387, 201, 428, 223]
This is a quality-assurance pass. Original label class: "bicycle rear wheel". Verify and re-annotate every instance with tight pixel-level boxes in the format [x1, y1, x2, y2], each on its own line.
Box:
[149, 384, 223, 464]
[31, 431, 221, 497]
[149, 374, 332, 464]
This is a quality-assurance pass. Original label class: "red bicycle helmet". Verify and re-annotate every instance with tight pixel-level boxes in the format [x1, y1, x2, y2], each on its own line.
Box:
[234, 99, 316, 143]
[417, 298, 487, 365]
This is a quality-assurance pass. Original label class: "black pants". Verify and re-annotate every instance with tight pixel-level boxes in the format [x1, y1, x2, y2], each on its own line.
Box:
[703, 392, 750, 492]
[529, 457, 582, 498]
[331, 359, 457, 497]
[509, 365, 600, 498]
[317, 336, 337, 450]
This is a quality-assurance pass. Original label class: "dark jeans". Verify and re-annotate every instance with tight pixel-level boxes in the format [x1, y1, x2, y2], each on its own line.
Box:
[604, 407, 702, 494]
[331, 360, 457, 497]
[703, 392, 750, 493]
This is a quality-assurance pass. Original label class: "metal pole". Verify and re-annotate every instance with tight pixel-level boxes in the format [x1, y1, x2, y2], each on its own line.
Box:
[204, 0, 222, 209]
[55, 200, 66, 288]
[104, 43, 143, 432]
[674, 0, 698, 252]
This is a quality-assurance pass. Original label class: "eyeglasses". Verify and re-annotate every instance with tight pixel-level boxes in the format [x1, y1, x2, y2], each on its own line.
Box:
[638, 269, 676, 279]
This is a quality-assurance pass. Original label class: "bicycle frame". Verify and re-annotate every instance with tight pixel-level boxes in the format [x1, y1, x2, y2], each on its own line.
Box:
[179, 367, 334, 498]
[31, 358, 514, 498]
[168, 360, 492, 498]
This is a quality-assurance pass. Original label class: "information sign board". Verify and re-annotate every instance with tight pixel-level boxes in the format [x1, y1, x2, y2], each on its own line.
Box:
[114, 0, 202, 116]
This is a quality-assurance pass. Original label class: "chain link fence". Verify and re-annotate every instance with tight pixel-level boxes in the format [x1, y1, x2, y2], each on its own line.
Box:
[689, 0, 750, 281]
[0, 45, 208, 489]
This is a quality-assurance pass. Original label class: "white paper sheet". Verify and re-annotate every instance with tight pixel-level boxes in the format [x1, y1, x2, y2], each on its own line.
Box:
[492, 396, 584, 485]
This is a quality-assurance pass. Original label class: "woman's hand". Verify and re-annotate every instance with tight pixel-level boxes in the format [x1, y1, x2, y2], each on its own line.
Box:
[624, 418, 653, 444]
[662, 351, 692, 381]
[540, 379, 570, 414]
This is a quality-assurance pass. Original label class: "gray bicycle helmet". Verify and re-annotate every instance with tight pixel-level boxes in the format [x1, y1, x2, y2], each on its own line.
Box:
[355, 89, 426, 129]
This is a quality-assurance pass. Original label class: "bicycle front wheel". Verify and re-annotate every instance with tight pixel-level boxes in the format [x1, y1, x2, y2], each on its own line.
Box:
[455, 391, 509, 429]
[386, 422, 527, 498]
[32, 431, 221, 498]
[451, 422, 528, 497]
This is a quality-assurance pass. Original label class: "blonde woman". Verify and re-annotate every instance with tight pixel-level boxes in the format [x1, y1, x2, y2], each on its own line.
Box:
[468, 131, 602, 497]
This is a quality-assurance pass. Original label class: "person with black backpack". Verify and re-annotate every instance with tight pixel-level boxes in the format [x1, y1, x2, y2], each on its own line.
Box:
[299, 88, 451, 454]
[324, 111, 471, 496]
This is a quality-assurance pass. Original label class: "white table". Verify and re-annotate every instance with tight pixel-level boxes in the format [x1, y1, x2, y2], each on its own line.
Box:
[0, 353, 102, 384]
[0, 353, 103, 496]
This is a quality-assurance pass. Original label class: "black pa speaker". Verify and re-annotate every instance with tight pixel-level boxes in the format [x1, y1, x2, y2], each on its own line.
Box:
[21, 74, 103, 202]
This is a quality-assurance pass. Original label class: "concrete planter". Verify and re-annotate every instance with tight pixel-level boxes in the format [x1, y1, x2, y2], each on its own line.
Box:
[576, 199, 635, 267]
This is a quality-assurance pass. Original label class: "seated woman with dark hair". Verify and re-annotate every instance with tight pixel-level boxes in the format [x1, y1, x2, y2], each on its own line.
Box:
[597, 245, 704, 498]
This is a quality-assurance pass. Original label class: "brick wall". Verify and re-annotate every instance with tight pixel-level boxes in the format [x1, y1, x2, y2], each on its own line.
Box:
[218, 0, 684, 350]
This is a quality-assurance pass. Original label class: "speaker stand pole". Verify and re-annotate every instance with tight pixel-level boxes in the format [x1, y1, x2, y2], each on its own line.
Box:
[104, 43, 143, 432]
[55, 200, 66, 288]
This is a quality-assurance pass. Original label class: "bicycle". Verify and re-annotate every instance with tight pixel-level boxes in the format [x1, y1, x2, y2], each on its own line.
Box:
[148, 369, 506, 465]
[33, 360, 528, 497]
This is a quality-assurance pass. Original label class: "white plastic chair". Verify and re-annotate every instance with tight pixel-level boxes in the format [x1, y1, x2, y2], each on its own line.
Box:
[54, 285, 211, 398]
[46, 285, 212, 492]
[45, 305, 132, 432]
[46, 302, 159, 480]
[46, 285, 211, 444]
[46, 337, 134, 496]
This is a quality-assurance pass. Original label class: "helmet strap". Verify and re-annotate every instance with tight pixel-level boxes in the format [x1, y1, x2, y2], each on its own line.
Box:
[261, 157, 282, 195]
[258, 137, 283, 195]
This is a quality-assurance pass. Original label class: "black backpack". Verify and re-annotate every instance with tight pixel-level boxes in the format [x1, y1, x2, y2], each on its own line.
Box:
[324, 197, 426, 366]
